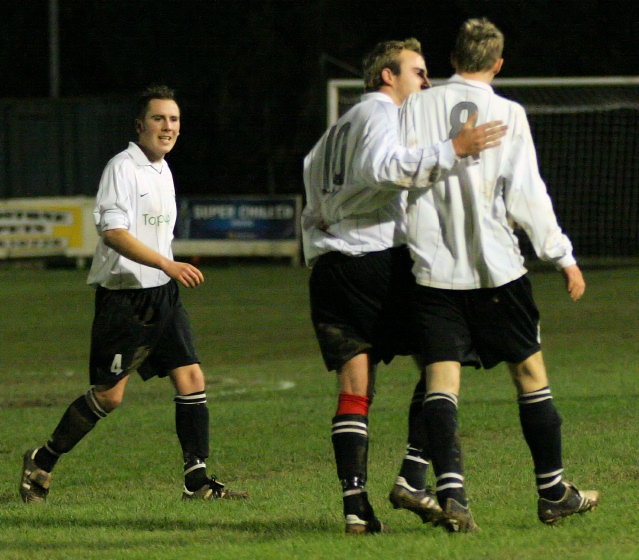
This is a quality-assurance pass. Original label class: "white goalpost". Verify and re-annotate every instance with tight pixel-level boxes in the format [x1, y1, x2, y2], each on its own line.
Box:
[327, 76, 639, 260]
[327, 76, 639, 124]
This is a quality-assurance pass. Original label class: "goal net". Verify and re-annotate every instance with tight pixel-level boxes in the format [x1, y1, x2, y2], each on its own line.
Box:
[327, 77, 639, 260]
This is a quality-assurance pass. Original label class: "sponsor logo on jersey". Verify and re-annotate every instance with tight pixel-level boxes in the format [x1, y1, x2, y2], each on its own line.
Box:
[142, 212, 172, 226]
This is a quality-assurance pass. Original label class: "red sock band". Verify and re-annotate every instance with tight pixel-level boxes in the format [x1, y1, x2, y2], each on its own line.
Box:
[336, 393, 371, 416]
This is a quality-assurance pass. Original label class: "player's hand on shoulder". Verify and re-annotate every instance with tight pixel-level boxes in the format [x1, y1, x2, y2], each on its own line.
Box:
[452, 111, 507, 158]
[562, 264, 585, 302]
[164, 260, 204, 288]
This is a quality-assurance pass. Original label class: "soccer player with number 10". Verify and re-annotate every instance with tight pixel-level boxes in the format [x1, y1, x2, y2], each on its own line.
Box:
[303, 38, 506, 534]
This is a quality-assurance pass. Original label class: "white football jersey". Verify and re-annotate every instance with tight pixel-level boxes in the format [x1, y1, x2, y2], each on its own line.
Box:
[302, 91, 457, 266]
[87, 142, 176, 289]
[401, 75, 576, 289]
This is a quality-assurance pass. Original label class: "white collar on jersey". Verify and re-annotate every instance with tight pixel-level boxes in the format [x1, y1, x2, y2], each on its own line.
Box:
[448, 74, 494, 93]
[360, 91, 396, 105]
[126, 141, 168, 172]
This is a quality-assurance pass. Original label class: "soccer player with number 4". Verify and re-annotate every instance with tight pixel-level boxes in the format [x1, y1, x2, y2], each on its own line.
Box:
[19, 85, 248, 505]
[302, 38, 506, 534]
[399, 18, 600, 532]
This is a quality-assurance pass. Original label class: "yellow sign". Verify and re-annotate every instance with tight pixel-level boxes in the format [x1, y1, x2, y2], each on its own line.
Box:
[0, 197, 98, 259]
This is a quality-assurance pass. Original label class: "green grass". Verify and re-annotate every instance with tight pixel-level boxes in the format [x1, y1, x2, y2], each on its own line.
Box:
[1, 263, 638, 559]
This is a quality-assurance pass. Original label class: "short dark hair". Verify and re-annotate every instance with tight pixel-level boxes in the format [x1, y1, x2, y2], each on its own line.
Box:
[135, 85, 178, 120]
[363, 38, 423, 92]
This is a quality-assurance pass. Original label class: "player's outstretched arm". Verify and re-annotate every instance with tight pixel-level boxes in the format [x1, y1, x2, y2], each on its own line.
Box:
[452, 112, 508, 158]
[102, 228, 204, 288]
[562, 264, 585, 301]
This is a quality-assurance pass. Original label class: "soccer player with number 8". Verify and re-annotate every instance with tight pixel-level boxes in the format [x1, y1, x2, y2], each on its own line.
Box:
[399, 18, 599, 532]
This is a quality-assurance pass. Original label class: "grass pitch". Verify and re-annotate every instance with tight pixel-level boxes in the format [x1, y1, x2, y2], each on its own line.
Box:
[0, 262, 638, 559]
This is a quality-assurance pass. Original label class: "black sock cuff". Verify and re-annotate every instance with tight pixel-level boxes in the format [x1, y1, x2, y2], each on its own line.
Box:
[424, 392, 458, 409]
[518, 386, 552, 405]
[84, 388, 109, 419]
[332, 414, 369, 439]
[175, 391, 207, 406]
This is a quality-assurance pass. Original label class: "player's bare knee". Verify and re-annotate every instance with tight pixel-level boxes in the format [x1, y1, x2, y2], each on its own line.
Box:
[92, 385, 125, 412]
[336, 354, 373, 397]
[171, 363, 205, 394]
[508, 355, 548, 394]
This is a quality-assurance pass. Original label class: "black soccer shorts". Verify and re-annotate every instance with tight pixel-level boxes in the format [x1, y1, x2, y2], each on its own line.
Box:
[412, 275, 541, 370]
[89, 280, 200, 385]
[309, 246, 418, 372]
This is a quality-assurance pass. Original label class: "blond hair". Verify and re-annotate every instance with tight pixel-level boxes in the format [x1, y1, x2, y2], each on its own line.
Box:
[363, 38, 423, 92]
[452, 18, 504, 73]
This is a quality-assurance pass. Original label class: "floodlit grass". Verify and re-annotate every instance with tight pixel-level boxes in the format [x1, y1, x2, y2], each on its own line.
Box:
[1, 262, 638, 559]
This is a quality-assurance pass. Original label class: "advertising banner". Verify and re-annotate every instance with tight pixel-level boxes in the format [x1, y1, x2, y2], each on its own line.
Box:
[176, 196, 300, 241]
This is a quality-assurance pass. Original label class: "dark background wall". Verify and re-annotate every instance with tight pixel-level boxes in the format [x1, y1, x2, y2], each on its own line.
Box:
[0, 0, 637, 198]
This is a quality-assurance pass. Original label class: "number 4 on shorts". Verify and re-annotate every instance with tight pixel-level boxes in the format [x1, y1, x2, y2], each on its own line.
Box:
[110, 354, 123, 374]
